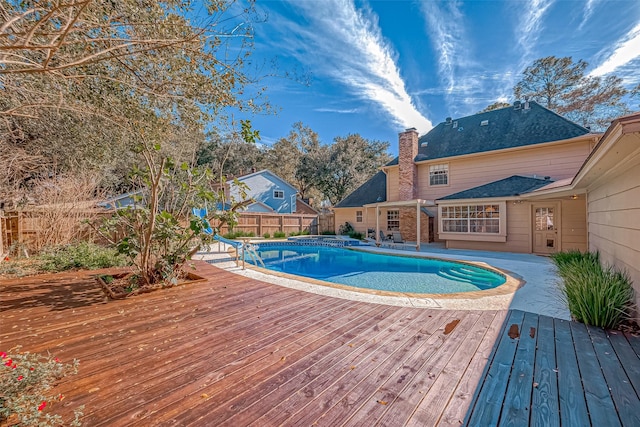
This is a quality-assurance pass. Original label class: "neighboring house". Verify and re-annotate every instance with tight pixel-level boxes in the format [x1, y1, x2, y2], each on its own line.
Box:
[334, 100, 599, 254]
[230, 169, 298, 214]
[98, 191, 143, 210]
[295, 198, 319, 215]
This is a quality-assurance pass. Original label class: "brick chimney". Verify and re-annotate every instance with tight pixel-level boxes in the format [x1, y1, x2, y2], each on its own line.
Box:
[398, 127, 418, 200]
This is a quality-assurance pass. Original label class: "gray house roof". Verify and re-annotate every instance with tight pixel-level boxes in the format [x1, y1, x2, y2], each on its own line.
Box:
[416, 102, 590, 162]
[438, 175, 553, 201]
[334, 171, 387, 208]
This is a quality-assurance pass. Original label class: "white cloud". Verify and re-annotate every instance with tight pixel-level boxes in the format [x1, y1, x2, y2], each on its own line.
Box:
[516, 0, 554, 67]
[579, 0, 602, 30]
[589, 22, 640, 77]
[419, 1, 467, 95]
[314, 107, 359, 114]
[270, 1, 432, 134]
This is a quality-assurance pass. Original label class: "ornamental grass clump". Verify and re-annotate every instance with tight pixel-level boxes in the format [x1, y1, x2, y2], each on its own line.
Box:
[551, 251, 635, 329]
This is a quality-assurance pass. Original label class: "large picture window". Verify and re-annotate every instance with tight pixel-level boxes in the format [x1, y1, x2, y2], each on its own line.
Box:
[441, 204, 500, 234]
[429, 164, 448, 186]
[387, 210, 400, 231]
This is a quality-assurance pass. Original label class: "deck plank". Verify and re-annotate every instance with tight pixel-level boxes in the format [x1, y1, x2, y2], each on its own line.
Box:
[498, 311, 539, 427]
[81, 295, 357, 425]
[119, 303, 386, 426]
[244, 310, 453, 427]
[6, 261, 638, 426]
[275, 310, 454, 427]
[530, 314, 559, 427]
[437, 310, 508, 427]
[405, 311, 501, 427]
[570, 321, 621, 427]
[464, 309, 525, 426]
[374, 312, 484, 427]
[625, 332, 640, 357]
[608, 331, 640, 397]
[554, 319, 590, 427]
[587, 325, 640, 426]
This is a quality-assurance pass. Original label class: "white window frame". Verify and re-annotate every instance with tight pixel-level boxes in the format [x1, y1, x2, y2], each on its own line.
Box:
[356, 210, 363, 223]
[387, 210, 400, 231]
[429, 164, 449, 186]
[438, 202, 507, 242]
[273, 190, 284, 199]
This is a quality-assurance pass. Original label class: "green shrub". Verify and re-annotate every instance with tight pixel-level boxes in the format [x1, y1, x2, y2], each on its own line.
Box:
[348, 231, 364, 240]
[1, 348, 83, 426]
[338, 222, 354, 235]
[273, 231, 286, 238]
[39, 242, 128, 272]
[551, 251, 634, 329]
[223, 230, 255, 239]
[262, 233, 271, 239]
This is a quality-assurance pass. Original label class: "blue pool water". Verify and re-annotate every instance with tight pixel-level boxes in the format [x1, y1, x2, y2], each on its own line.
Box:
[246, 243, 505, 294]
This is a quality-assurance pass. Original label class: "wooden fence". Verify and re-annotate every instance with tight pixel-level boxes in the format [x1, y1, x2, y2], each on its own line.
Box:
[0, 210, 319, 255]
[216, 213, 318, 236]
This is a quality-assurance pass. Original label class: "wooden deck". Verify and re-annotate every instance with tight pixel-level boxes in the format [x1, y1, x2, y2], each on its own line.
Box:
[2, 263, 639, 426]
[466, 310, 640, 426]
[1, 261, 505, 426]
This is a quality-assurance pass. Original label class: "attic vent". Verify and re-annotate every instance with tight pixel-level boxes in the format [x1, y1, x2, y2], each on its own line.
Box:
[420, 142, 428, 147]
[480, 120, 489, 126]
[452, 121, 458, 128]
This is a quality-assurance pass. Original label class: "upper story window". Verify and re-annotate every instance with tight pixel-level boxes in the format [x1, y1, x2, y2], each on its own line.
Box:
[429, 164, 449, 186]
[273, 190, 284, 199]
[387, 210, 400, 231]
[356, 210, 363, 222]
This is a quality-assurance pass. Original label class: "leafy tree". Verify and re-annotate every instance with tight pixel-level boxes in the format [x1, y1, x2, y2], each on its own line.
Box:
[478, 102, 511, 113]
[263, 122, 325, 202]
[631, 83, 640, 109]
[315, 134, 391, 205]
[514, 56, 629, 130]
[0, 0, 264, 203]
[197, 129, 265, 178]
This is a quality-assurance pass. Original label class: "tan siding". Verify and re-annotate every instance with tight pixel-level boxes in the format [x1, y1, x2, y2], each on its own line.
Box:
[587, 158, 640, 308]
[416, 139, 592, 200]
[333, 207, 395, 236]
[386, 168, 399, 201]
[561, 198, 587, 251]
[444, 203, 531, 252]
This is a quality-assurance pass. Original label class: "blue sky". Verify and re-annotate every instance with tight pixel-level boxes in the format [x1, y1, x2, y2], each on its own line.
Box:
[241, 0, 640, 155]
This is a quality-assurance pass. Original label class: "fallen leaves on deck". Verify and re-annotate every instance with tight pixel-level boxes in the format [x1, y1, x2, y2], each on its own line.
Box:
[508, 324, 520, 339]
[444, 319, 460, 335]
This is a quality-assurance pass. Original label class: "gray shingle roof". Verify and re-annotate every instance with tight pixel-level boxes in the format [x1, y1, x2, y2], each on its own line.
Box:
[438, 175, 553, 200]
[415, 102, 590, 162]
[334, 171, 387, 208]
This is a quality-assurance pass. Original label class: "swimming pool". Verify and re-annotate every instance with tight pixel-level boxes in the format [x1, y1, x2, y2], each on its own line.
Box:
[245, 243, 506, 294]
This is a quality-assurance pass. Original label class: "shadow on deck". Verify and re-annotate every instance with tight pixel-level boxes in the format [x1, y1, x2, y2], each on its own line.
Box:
[465, 309, 640, 426]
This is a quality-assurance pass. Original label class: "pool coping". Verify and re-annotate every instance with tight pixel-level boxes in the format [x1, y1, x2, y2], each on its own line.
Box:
[198, 243, 526, 310]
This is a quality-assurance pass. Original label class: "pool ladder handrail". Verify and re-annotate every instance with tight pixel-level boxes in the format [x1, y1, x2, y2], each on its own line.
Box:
[212, 234, 264, 269]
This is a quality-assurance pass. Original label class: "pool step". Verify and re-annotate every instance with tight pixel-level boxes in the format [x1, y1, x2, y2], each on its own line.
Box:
[437, 266, 498, 289]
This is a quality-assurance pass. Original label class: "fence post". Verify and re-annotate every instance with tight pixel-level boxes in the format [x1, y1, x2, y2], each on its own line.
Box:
[0, 215, 4, 256]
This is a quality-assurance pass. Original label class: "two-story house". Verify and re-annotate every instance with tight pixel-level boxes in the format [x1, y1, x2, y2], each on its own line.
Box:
[229, 169, 299, 214]
[334, 101, 599, 254]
